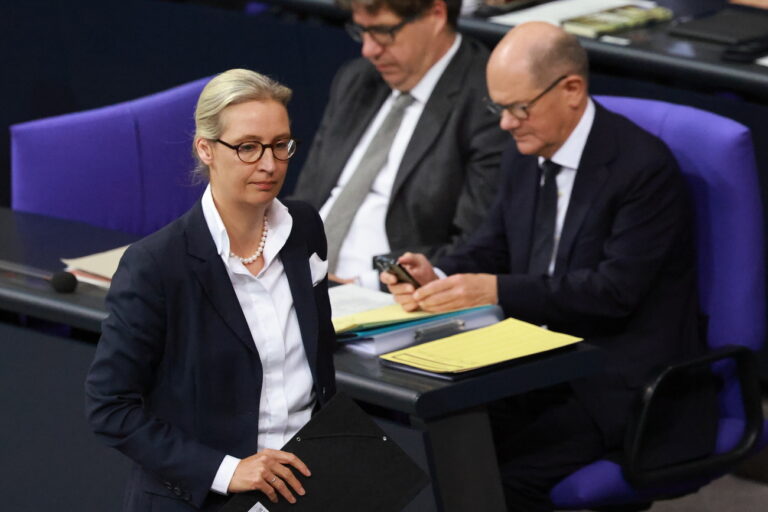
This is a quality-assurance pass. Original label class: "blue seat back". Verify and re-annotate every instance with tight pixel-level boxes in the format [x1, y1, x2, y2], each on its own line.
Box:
[11, 76, 211, 235]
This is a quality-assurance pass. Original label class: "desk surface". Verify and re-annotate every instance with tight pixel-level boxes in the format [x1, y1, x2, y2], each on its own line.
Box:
[0, 209, 136, 331]
[0, 207, 602, 422]
[0, 208, 604, 511]
[336, 344, 601, 419]
[267, 0, 768, 101]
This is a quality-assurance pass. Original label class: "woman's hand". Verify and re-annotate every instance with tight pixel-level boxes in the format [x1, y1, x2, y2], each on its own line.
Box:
[228, 449, 311, 504]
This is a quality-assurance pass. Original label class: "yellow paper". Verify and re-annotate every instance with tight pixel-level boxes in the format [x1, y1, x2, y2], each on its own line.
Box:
[333, 304, 439, 333]
[380, 318, 582, 374]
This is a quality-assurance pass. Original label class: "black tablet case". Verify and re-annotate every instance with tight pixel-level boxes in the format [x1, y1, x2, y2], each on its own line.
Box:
[220, 393, 429, 512]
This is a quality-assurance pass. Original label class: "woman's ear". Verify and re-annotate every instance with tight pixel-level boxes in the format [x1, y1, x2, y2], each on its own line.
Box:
[196, 137, 214, 165]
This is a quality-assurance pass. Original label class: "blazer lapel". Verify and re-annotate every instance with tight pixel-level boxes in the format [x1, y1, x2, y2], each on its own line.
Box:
[554, 104, 615, 275]
[184, 203, 256, 353]
[390, 39, 469, 199]
[508, 156, 541, 273]
[280, 222, 319, 372]
[315, 77, 390, 205]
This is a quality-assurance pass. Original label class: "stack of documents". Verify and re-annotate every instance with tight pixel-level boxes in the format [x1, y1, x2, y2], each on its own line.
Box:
[380, 317, 582, 379]
[333, 303, 439, 333]
[328, 283, 396, 319]
[490, 0, 659, 27]
[562, 5, 672, 38]
[338, 305, 504, 356]
[330, 284, 503, 356]
[61, 245, 129, 289]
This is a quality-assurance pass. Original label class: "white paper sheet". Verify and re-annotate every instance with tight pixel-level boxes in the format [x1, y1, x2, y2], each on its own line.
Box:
[490, 0, 657, 26]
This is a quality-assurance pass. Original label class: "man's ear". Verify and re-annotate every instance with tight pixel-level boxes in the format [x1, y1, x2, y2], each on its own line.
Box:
[430, 0, 449, 33]
[196, 137, 214, 165]
[563, 75, 587, 108]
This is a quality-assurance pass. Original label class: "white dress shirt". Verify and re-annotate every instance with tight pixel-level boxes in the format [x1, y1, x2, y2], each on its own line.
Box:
[539, 98, 596, 275]
[319, 34, 463, 290]
[201, 185, 315, 494]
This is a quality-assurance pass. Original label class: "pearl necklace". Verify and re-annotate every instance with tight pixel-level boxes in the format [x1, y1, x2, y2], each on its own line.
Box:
[230, 216, 269, 265]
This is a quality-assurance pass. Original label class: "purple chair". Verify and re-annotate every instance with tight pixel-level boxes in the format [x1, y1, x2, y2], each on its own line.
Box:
[550, 96, 767, 510]
[11, 76, 211, 236]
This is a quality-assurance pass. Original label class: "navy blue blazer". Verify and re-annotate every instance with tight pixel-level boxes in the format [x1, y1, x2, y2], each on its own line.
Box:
[437, 102, 716, 464]
[85, 199, 336, 511]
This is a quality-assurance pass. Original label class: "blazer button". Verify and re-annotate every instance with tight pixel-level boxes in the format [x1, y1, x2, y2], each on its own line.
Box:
[173, 486, 182, 496]
[164, 481, 173, 489]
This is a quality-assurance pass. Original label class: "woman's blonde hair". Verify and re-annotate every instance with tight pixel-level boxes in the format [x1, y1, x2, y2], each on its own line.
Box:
[192, 69, 292, 181]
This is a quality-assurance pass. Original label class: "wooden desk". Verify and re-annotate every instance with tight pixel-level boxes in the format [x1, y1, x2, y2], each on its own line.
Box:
[0, 208, 603, 511]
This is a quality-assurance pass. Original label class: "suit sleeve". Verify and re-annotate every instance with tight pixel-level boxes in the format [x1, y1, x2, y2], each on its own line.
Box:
[436, 143, 522, 274]
[435, 169, 513, 275]
[394, 83, 508, 262]
[433, 93, 509, 260]
[498, 153, 690, 326]
[84, 244, 224, 508]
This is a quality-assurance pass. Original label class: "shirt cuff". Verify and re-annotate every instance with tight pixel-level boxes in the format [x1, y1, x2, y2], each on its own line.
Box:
[433, 267, 447, 280]
[211, 454, 241, 495]
[359, 268, 383, 290]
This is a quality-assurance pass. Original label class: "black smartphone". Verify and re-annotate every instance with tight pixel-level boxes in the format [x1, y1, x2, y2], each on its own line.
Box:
[372, 255, 421, 289]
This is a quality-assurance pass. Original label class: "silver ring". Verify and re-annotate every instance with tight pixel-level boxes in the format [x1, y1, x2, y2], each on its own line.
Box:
[270, 476, 277, 484]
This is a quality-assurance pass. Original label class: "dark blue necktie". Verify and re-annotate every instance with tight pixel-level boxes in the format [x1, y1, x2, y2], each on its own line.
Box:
[528, 160, 562, 276]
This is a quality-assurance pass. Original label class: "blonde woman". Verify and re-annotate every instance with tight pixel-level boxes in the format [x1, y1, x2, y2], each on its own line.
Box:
[86, 69, 335, 512]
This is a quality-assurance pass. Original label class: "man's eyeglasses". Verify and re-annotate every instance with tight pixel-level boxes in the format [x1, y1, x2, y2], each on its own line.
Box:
[215, 138, 298, 163]
[484, 75, 568, 120]
[345, 14, 419, 46]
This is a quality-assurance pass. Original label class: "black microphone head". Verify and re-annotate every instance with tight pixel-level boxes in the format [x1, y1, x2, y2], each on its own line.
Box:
[51, 271, 78, 293]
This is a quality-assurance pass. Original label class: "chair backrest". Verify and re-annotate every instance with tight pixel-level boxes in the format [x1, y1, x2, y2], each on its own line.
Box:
[597, 96, 766, 421]
[596, 96, 766, 351]
[11, 76, 211, 236]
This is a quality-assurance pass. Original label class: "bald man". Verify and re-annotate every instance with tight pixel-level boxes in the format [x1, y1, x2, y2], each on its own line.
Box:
[382, 23, 716, 511]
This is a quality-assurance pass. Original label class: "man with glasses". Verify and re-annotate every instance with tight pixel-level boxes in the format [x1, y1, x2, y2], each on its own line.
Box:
[382, 22, 715, 511]
[291, 0, 507, 288]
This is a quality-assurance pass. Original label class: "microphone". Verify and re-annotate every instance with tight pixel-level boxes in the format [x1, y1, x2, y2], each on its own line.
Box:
[0, 260, 78, 293]
[51, 271, 78, 293]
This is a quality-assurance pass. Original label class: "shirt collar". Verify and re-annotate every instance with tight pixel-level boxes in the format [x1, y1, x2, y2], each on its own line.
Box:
[539, 97, 595, 171]
[201, 184, 293, 273]
[202, 185, 230, 258]
[397, 33, 462, 105]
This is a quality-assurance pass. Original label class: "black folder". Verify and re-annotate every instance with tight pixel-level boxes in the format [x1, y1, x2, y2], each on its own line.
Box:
[670, 7, 768, 45]
[220, 393, 429, 512]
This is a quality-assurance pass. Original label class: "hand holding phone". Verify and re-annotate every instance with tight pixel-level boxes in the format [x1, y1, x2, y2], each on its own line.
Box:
[373, 255, 421, 289]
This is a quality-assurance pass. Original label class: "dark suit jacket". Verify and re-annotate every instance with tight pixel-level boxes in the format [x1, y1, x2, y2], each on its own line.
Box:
[292, 36, 508, 260]
[437, 102, 716, 463]
[85, 200, 336, 512]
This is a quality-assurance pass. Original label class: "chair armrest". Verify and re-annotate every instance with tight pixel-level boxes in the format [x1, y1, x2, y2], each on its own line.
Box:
[624, 345, 763, 487]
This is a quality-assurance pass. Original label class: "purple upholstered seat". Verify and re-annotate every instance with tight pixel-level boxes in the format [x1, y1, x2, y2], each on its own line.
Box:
[11, 76, 211, 236]
[550, 96, 767, 509]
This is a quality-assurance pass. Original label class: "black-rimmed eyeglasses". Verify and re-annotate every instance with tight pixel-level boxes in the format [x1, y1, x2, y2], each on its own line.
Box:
[215, 138, 298, 163]
[345, 14, 420, 46]
[484, 75, 568, 120]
